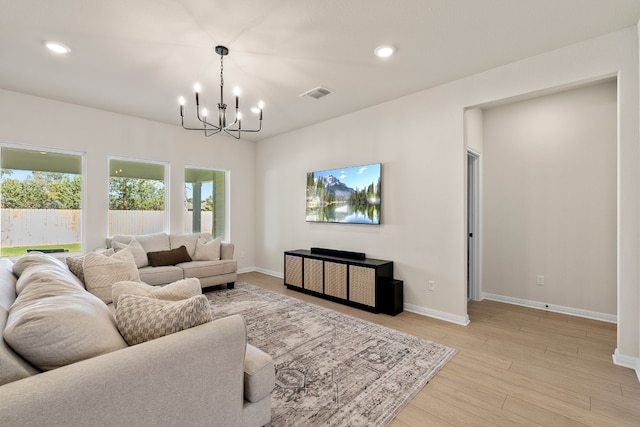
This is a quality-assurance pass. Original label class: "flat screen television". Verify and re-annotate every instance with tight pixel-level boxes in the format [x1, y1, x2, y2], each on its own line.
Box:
[306, 163, 381, 224]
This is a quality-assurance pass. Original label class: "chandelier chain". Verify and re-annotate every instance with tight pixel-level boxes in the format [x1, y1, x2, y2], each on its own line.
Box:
[220, 54, 224, 89]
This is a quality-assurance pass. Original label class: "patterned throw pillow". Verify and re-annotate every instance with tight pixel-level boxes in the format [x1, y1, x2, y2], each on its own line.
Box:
[115, 294, 213, 346]
[193, 237, 222, 261]
[65, 248, 115, 283]
[83, 249, 140, 304]
[111, 277, 202, 308]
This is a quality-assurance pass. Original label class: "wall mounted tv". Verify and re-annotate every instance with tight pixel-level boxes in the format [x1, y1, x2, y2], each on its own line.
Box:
[306, 163, 381, 224]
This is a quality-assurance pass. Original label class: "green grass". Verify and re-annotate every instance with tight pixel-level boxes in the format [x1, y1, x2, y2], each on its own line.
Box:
[1, 243, 82, 257]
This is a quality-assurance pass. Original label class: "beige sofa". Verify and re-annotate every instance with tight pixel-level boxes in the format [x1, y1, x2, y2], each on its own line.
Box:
[0, 255, 273, 427]
[107, 232, 238, 289]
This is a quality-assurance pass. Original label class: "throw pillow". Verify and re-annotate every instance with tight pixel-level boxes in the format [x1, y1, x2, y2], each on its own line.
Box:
[5, 253, 128, 370]
[112, 277, 202, 308]
[83, 249, 140, 304]
[193, 237, 222, 261]
[146, 245, 192, 267]
[66, 248, 115, 283]
[112, 237, 149, 268]
[115, 294, 213, 346]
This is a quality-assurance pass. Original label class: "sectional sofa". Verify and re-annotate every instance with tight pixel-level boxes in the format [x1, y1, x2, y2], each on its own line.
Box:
[106, 232, 238, 288]
[0, 252, 273, 426]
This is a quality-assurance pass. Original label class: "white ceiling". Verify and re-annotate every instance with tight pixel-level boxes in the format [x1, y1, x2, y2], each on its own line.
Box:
[2, 0, 640, 142]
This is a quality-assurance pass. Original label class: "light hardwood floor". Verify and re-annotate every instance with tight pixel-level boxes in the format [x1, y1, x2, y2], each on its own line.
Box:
[238, 272, 640, 426]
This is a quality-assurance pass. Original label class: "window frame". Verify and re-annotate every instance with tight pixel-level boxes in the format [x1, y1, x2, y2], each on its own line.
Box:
[107, 156, 170, 237]
[0, 142, 86, 256]
[184, 165, 230, 241]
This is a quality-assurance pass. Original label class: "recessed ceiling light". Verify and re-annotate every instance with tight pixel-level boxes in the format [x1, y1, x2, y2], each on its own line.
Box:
[374, 45, 395, 58]
[42, 40, 71, 54]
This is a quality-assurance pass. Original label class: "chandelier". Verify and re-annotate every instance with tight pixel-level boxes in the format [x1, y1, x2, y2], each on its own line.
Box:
[179, 45, 263, 139]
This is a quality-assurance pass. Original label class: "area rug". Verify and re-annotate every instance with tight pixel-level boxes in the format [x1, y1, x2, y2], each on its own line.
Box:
[205, 282, 456, 426]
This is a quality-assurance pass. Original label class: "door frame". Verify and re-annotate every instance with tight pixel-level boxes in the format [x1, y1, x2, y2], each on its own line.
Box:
[467, 149, 481, 301]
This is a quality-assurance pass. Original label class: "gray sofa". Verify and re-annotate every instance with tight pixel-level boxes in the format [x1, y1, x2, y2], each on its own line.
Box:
[0, 255, 273, 427]
[107, 232, 238, 289]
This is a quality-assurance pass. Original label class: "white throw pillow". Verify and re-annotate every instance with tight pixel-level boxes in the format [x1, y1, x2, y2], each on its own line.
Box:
[116, 294, 213, 346]
[193, 237, 221, 261]
[112, 277, 202, 308]
[113, 237, 149, 268]
[83, 250, 140, 304]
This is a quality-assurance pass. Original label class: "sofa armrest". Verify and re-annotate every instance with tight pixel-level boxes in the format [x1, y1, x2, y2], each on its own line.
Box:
[0, 315, 247, 427]
[221, 242, 235, 260]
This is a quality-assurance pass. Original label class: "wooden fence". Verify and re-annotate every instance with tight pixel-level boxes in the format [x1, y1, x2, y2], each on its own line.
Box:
[1, 209, 213, 247]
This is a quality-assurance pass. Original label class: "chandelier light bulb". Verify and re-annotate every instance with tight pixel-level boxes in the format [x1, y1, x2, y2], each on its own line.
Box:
[178, 96, 185, 106]
[194, 83, 202, 93]
[258, 100, 265, 110]
[237, 112, 243, 120]
[234, 87, 241, 96]
[201, 108, 208, 119]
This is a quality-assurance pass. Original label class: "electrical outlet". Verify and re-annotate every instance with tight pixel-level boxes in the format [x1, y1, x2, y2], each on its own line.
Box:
[536, 275, 544, 286]
[428, 280, 435, 291]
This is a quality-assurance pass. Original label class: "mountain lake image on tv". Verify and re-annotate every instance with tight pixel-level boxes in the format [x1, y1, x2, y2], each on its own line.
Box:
[306, 163, 381, 224]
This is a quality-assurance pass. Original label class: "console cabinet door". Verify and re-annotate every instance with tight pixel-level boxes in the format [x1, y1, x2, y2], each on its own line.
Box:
[304, 258, 324, 293]
[349, 265, 376, 307]
[285, 255, 303, 288]
[324, 261, 347, 299]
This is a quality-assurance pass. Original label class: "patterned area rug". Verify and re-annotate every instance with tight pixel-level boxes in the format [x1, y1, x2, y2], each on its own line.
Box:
[205, 282, 456, 426]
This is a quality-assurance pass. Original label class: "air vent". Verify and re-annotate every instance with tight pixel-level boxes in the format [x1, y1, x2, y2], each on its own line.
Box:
[299, 86, 334, 101]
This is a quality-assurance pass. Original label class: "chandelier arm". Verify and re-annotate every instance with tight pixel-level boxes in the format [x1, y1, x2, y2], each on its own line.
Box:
[223, 128, 241, 139]
[225, 119, 262, 133]
[204, 128, 222, 137]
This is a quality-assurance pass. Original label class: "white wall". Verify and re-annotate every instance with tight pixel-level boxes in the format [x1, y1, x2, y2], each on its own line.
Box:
[0, 89, 256, 271]
[482, 81, 617, 317]
[255, 26, 640, 367]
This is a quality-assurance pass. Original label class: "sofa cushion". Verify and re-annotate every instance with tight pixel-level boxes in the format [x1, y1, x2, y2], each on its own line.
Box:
[112, 278, 201, 308]
[0, 259, 39, 386]
[147, 246, 192, 267]
[138, 265, 184, 286]
[244, 344, 276, 403]
[179, 259, 238, 279]
[115, 294, 213, 346]
[134, 232, 171, 253]
[169, 234, 200, 258]
[5, 253, 127, 371]
[83, 250, 140, 304]
[65, 248, 115, 284]
[113, 237, 149, 268]
[193, 237, 222, 261]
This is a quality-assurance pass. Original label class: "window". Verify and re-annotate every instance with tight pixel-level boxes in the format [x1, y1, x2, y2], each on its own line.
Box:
[184, 167, 228, 240]
[109, 158, 167, 236]
[1, 146, 83, 256]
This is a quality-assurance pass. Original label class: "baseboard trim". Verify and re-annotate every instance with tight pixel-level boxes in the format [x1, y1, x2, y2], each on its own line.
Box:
[613, 349, 640, 382]
[482, 293, 617, 324]
[404, 303, 470, 326]
[252, 267, 283, 278]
